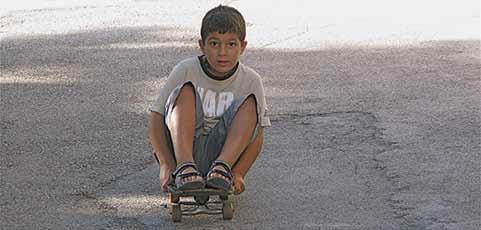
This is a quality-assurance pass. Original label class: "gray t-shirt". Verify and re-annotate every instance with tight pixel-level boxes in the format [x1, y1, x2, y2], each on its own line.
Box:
[151, 56, 271, 133]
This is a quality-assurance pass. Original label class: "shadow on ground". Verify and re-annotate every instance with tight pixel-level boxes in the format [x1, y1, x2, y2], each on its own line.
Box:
[1, 26, 479, 229]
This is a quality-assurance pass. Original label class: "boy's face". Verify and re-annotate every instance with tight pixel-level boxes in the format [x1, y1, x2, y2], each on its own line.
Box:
[199, 32, 247, 77]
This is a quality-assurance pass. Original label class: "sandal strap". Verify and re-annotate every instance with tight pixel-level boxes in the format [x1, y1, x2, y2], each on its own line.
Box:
[208, 160, 232, 179]
[172, 161, 199, 178]
[176, 171, 201, 179]
[213, 160, 231, 171]
[209, 168, 232, 180]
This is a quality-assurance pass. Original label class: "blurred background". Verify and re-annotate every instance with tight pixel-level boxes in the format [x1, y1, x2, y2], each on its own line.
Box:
[2, 0, 479, 49]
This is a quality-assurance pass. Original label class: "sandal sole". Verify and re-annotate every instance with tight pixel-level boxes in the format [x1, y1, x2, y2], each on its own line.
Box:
[206, 178, 231, 191]
[177, 180, 205, 191]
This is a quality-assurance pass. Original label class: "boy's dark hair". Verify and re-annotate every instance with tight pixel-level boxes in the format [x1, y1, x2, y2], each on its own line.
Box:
[201, 5, 246, 42]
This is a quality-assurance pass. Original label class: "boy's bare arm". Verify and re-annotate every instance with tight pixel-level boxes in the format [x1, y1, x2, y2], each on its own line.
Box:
[232, 128, 264, 177]
[148, 112, 176, 168]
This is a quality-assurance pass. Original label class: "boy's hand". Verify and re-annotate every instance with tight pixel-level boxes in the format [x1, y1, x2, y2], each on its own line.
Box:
[160, 166, 174, 192]
[232, 172, 245, 195]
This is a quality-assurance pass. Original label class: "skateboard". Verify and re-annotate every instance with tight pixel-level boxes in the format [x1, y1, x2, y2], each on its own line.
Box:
[167, 184, 235, 222]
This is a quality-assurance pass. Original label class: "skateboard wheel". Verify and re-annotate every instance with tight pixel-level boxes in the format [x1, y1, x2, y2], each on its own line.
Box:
[222, 195, 234, 220]
[169, 193, 179, 203]
[171, 203, 182, 222]
[194, 195, 209, 205]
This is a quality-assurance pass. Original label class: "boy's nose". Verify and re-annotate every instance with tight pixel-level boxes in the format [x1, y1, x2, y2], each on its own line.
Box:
[218, 45, 227, 55]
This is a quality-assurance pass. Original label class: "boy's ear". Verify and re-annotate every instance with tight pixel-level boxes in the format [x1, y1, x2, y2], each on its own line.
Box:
[240, 40, 248, 54]
[198, 39, 205, 51]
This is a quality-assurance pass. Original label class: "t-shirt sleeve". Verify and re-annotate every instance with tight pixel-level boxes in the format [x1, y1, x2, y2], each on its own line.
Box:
[252, 77, 271, 127]
[150, 63, 186, 114]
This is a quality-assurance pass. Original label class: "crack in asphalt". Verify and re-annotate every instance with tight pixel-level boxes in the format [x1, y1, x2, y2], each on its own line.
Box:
[72, 110, 410, 229]
[284, 111, 418, 228]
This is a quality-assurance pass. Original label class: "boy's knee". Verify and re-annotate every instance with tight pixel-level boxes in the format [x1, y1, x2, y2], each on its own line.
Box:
[240, 95, 257, 116]
[178, 82, 195, 98]
[172, 82, 197, 109]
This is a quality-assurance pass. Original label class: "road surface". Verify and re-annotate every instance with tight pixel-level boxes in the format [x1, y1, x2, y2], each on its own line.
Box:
[1, 0, 479, 229]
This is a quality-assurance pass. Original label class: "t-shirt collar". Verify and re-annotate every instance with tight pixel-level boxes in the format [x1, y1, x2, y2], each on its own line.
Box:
[198, 55, 239, 81]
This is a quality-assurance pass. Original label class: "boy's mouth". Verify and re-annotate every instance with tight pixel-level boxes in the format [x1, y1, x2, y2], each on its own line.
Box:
[216, 60, 230, 66]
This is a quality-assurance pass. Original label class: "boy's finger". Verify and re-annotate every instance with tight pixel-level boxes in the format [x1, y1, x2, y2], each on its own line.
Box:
[233, 184, 242, 195]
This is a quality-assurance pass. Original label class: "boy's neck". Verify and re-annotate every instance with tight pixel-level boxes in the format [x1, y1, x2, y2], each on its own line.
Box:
[199, 55, 238, 81]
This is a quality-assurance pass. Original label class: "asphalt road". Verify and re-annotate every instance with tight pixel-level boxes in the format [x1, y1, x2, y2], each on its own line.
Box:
[1, 1, 480, 229]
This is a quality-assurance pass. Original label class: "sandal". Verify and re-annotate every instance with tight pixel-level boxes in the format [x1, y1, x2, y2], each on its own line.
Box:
[205, 160, 233, 191]
[171, 161, 205, 191]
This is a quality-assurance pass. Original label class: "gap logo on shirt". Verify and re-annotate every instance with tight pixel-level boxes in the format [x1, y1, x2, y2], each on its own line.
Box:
[197, 86, 234, 117]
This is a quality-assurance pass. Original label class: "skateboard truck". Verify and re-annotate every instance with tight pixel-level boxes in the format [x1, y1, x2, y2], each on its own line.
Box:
[167, 185, 235, 222]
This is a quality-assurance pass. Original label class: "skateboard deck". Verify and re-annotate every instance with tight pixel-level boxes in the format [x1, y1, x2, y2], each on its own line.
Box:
[167, 184, 235, 222]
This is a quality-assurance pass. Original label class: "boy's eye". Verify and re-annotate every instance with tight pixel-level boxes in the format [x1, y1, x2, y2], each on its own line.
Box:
[209, 41, 219, 46]
[228, 42, 237, 47]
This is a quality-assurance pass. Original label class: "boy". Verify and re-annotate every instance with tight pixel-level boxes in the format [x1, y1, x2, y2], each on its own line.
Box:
[148, 5, 270, 195]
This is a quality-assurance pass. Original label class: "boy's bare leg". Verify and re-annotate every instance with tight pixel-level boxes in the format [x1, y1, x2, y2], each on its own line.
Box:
[148, 84, 202, 191]
[231, 128, 264, 194]
[167, 84, 202, 184]
[149, 112, 176, 192]
[212, 95, 260, 194]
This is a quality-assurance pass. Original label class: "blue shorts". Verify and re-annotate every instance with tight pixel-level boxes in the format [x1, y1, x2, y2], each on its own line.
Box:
[160, 82, 259, 176]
